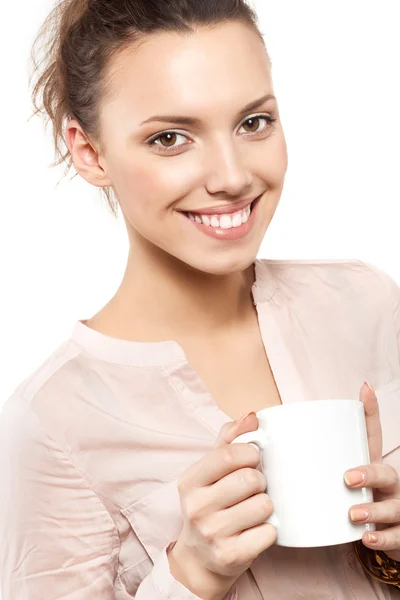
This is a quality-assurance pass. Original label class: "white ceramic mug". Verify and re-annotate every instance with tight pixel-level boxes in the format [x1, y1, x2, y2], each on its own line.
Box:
[231, 399, 376, 548]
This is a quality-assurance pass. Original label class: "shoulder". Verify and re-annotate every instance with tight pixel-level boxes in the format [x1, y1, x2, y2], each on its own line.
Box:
[256, 257, 400, 309]
[2, 334, 91, 418]
[0, 335, 103, 462]
[0, 335, 85, 458]
[0, 339, 119, 533]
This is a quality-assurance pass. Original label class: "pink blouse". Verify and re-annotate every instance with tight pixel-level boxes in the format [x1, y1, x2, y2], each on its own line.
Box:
[1, 258, 400, 600]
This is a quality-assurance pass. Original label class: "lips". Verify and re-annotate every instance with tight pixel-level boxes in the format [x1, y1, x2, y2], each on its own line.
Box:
[178, 195, 261, 216]
[179, 193, 261, 242]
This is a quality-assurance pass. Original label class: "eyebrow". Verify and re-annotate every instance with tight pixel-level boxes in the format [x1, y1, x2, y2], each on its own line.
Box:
[139, 94, 277, 127]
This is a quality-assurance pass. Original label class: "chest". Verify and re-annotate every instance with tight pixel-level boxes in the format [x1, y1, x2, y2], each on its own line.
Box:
[182, 329, 283, 422]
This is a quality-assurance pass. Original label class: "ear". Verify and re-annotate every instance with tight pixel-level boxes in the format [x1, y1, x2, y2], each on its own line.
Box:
[65, 119, 113, 188]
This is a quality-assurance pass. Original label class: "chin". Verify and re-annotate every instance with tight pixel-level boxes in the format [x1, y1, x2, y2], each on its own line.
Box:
[178, 247, 260, 277]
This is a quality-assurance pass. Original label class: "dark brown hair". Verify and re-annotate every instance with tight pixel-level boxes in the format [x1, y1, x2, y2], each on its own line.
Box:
[29, 0, 266, 217]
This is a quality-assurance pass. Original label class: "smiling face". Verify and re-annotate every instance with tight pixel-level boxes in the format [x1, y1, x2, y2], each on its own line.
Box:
[91, 21, 288, 275]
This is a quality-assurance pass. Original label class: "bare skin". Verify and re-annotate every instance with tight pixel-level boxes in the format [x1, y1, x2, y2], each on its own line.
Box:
[178, 308, 283, 421]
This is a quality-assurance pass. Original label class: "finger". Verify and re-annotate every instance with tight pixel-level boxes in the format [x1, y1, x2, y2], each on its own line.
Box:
[360, 382, 382, 464]
[234, 522, 277, 563]
[215, 412, 259, 446]
[210, 466, 267, 510]
[205, 492, 274, 538]
[344, 463, 399, 495]
[179, 413, 259, 489]
[349, 498, 400, 525]
[181, 441, 260, 488]
[360, 524, 400, 553]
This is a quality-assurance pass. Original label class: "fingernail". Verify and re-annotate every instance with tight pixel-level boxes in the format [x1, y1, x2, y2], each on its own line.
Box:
[367, 534, 378, 544]
[350, 508, 369, 522]
[344, 470, 366, 486]
[364, 381, 376, 396]
[236, 411, 256, 424]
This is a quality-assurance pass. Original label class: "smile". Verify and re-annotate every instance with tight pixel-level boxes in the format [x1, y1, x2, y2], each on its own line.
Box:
[179, 195, 262, 242]
[184, 203, 252, 229]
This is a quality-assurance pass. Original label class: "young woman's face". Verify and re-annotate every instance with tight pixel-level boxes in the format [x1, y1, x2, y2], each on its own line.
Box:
[98, 21, 288, 275]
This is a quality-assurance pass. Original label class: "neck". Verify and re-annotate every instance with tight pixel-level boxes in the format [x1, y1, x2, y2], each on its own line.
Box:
[90, 240, 257, 343]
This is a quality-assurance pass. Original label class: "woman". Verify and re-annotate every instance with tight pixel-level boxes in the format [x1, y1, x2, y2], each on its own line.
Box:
[0, 0, 399, 598]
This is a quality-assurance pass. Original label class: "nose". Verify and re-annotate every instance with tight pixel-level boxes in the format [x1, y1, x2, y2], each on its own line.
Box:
[204, 139, 252, 196]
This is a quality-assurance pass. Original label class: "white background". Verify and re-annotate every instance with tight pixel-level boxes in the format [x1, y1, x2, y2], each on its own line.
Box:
[0, 0, 400, 597]
[1, 0, 399, 409]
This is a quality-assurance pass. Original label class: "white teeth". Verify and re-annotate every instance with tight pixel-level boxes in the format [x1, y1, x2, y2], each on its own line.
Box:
[186, 203, 252, 229]
[241, 208, 249, 224]
[232, 212, 242, 228]
[220, 215, 233, 229]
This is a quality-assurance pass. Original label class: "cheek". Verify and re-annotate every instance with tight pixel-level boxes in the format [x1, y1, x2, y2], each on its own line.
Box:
[277, 137, 289, 176]
[112, 155, 195, 216]
[262, 136, 288, 184]
[255, 151, 287, 197]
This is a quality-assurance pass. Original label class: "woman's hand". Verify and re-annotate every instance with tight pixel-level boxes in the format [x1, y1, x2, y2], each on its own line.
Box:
[344, 381, 400, 561]
[168, 413, 276, 600]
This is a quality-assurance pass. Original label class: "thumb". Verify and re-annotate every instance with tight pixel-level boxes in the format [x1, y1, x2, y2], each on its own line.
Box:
[215, 411, 258, 446]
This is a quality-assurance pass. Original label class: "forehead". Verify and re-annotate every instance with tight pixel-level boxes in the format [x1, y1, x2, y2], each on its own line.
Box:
[101, 21, 272, 124]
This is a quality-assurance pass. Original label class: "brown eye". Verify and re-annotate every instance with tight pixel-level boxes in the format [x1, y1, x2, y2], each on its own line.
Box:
[240, 115, 277, 136]
[147, 130, 189, 153]
[242, 117, 261, 133]
[158, 132, 178, 147]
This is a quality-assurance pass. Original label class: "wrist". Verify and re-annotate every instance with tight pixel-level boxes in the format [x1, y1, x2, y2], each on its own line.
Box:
[167, 540, 236, 600]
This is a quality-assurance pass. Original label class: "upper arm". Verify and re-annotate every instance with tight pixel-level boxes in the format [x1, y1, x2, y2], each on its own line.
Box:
[0, 397, 120, 600]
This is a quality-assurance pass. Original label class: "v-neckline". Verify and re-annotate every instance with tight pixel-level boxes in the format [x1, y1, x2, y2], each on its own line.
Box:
[71, 259, 306, 434]
[161, 260, 307, 435]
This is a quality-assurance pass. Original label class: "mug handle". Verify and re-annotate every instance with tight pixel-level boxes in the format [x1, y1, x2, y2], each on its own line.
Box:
[231, 427, 279, 529]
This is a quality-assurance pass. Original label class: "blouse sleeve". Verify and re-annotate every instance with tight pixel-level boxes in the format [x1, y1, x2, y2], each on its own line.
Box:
[0, 397, 119, 599]
[0, 397, 236, 600]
